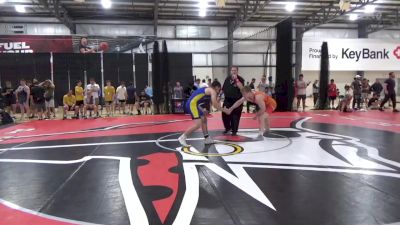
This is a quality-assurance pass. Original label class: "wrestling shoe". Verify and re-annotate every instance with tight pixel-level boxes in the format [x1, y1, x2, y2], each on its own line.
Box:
[178, 134, 189, 147]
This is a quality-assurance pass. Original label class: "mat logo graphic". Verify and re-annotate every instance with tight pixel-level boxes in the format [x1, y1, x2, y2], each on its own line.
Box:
[393, 46, 400, 59]
[342, 48, 389, 61]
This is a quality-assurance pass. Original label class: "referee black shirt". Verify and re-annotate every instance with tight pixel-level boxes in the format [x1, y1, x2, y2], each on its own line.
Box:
[222, 75, 245, 103]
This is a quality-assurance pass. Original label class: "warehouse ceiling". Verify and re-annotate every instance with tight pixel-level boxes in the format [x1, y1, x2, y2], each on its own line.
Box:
[0, 0, 399, 32]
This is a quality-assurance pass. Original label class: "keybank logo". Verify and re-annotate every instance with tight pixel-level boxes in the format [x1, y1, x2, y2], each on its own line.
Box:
[342, 48, 389, 62]
[393, 46, 400, 59]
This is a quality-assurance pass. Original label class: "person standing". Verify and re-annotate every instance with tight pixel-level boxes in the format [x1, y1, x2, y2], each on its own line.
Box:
[116, 81, 127, 114]
[361, 78, 371, 110]
[379, 72, 399, 112]
[126, 82, 138, 115]
[222, 66, 244, 135]
[40, 79, 55, 119]
[15, 79, 30, 121]
[30, 80, 46, 120]
[328, 79, 337, 109]
[75, 80, 85, 118]
[257, 75, 268, 93]
[104, 80, 115, 117]
[86, 78, 100, 113]
[173, 82, 184, 99]
[295, 74, 311, 112]
[351, 75, 362, 110]
[247, 78, 256, 113]
[312, 80, 319, 106]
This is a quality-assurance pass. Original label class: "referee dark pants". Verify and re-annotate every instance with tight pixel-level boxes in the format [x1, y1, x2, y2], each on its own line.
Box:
[222, 98, 243, 135]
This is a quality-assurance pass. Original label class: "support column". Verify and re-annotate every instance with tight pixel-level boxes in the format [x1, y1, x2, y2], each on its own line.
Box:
[227, 20, 234, 76]
[294, 24, 304, 81]
[357, 21, 368, 77]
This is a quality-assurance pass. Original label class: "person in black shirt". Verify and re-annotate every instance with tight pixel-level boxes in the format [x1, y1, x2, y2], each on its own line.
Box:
[138, 90, 151, 115]
[1, 81, 16, 115]
[79, 37, 96, 54]
[379, 72, 398, 112]
[222, 66, 245, 135]
[30, 80, 46, 120]
[370, 79, 383, 97]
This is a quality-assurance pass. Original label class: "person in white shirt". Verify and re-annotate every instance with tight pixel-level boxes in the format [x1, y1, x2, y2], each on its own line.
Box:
[86, 78, 100, 106]
[200, 79, 209, 88]
[116, 81, 128, 114]
[295, 74, 311, 112]
[257, 75, 268, 93]
[267, 76, 275, 97]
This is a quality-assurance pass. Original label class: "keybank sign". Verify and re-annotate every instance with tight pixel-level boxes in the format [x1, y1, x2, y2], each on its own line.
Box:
[302, 39, 400, 71]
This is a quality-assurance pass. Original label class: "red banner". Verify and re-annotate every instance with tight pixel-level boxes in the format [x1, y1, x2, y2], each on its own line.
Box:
[0, 35, 73, 53]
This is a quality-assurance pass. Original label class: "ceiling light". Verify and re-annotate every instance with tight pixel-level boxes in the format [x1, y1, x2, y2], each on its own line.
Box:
[285, 2, 296, 12]
[364, 5, 375, 13]
[199, 9, 206, 17]
[101, 0, 111, 9]
[349, 14, 358, 21]
[0, 0, 5, 4]
[198, 0, 208, 17]
[15, 5, 26, 13]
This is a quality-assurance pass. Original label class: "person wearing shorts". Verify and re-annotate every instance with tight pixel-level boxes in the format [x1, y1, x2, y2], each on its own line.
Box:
[75, 80, 85, 117]
[178, 81, 228, 147]
[83, 93, 98, 118]
[228, 86, 276, 141]
[138, 91, 151, 115]
[295, 74, 310, 112]
[126, 82, 138, 115]
[30, 80, 46, 120]
[15, 79, 30, 121]
[116, 81, 127, 114]
[63, 90, 78, 119]
[40, 79, 55, 119]
[328, 79, 337, 109]
[103, 80, 115, 117]
[361, 78, 371, 110]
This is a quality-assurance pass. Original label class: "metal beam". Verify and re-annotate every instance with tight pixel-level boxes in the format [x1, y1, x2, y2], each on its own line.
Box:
[304, 0, 379, 32]
[232, 0, 272, 30]
[366, 8, 400, 34]
[34, 0, 75, 33]
[154, 0, 160, 37]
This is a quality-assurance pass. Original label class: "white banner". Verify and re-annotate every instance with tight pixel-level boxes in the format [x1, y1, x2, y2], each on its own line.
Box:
[302, 39, 400, 71]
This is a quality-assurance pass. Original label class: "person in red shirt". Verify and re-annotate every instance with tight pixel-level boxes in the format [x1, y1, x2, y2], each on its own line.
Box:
[328, 79, 337, 109]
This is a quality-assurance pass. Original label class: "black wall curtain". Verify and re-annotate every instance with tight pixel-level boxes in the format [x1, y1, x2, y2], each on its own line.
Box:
[161, 40, 170, 113]
[275, 17, 294, 112]
[134, 54, 148, 92]
[168, 53, 193, 89]
[152, 41, 162, 108]
[317, 42, 330, 110]
[104, 53, 134, 88]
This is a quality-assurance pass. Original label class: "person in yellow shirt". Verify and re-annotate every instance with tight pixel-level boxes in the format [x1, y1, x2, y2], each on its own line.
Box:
[104, 80, 115, 117]
[75, 80, 84, 118]
[63, 90, 78, 120]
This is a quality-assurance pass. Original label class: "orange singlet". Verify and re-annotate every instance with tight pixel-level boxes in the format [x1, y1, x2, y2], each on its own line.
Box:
[254, 91, 276, 114]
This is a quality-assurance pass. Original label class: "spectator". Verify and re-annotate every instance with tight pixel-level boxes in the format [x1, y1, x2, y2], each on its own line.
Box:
[368, 93, 380, 110]
[30, 80, 46, 120]
[15, 79, 30, 120]
[116, 81, 127, 114]
[207, 78, 212, 87]
[138, 90, 151, 115]
[246, 78, 256, 113]
[1, 81, 17, 115]
[86, 78, 100, 112]
[370, 79, 383, 98]
[27, 79, 36, 119]
[267, 76, 275, 97]
[173, 82, 184, 99]
[40, 79, 55, 119]
[194, 79, 201, 89]
[184, 81, 196, 99]
[257, 75, 268, 93]
[126, 82, 138, 115]
[63, 90, 77, 120]
[379, 72, 398, 112]
[340, 84, 353, 112]
[103, 80, 115, 117]
[75, 80, 84, 118]
[295, 74, 311, 112]
[145, 85, 153, 98]
[328, 79, 337, 109]
[79, 37, 96, 54]
[351, 75, 362, 110]
[200, 79, 208, 88]
[361, 78, 371, 110]
[312, 80, 319, 106]
[83, 92, 98, 118]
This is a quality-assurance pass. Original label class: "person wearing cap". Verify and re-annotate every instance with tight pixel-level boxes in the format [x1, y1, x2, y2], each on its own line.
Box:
[351, 75, 362, 110]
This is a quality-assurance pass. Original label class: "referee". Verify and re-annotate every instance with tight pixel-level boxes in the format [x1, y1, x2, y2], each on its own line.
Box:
[222, 66, 245, 135]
